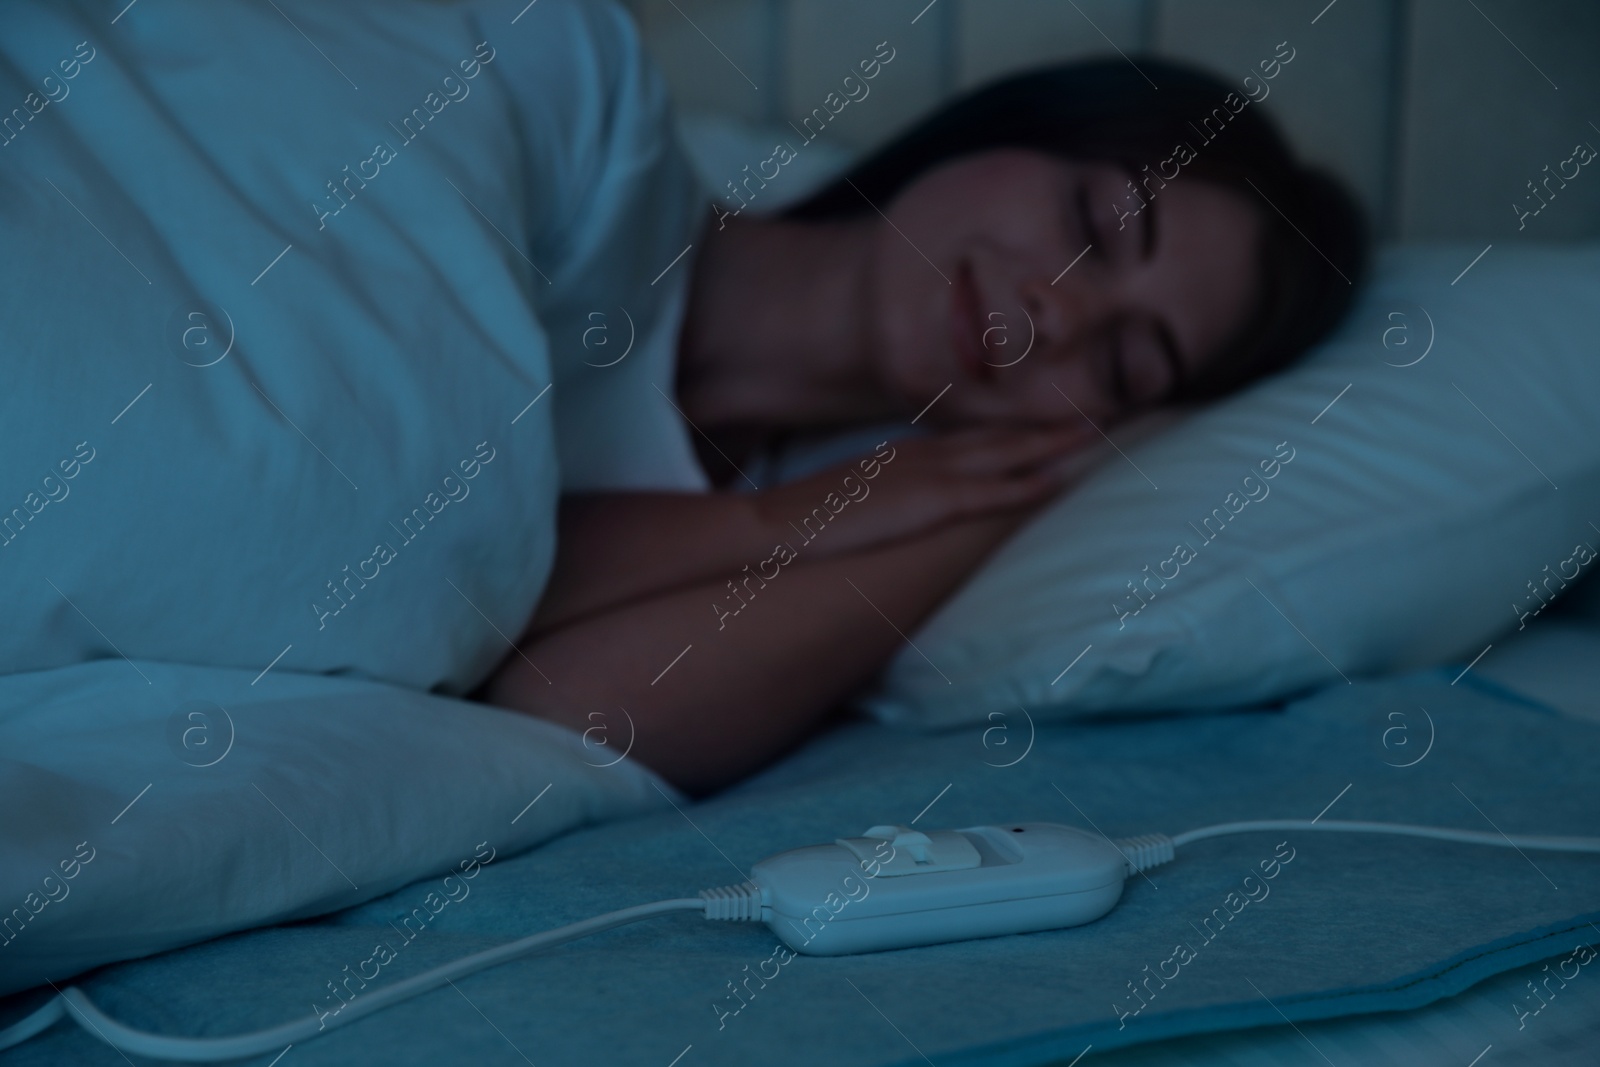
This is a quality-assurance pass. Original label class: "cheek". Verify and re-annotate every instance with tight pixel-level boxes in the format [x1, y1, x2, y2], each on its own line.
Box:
[865, 153, 1087, 416]
[885, 161, 998, 256]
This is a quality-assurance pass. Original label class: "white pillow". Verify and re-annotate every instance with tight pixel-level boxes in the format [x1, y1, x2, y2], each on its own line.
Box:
[860, 244, 1600, 727]
[0, 660, 671, 996]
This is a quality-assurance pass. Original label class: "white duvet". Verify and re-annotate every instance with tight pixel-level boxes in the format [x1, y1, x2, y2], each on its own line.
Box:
[0, 0, 699, 992]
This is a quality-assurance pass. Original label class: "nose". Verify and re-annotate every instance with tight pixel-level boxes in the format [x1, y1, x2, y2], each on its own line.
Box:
[1018, 271, 1114, 357]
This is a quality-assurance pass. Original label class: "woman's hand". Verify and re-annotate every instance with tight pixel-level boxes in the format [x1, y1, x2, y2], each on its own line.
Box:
[495, 427, 1107, 791]
[525, 424, 1097, 639]
[754, 424, 1092, 560]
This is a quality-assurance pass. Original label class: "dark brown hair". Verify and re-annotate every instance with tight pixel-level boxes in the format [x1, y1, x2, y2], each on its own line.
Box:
[785, 57, 1369, 401]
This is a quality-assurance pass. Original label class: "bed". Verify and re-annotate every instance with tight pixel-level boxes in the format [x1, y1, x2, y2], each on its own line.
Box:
[3, 619, 1598, 1065]
[4, 1, 1599, 1063]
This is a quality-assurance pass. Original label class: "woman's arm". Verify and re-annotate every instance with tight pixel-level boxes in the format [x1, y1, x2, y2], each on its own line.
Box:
[529, 425, 1084, 635]
[483, 507, 1034, 794]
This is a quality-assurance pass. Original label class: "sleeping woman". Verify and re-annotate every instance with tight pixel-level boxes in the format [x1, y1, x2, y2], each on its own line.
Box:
[479, 52, 1367, 792]
[0, 0, 1361, 799]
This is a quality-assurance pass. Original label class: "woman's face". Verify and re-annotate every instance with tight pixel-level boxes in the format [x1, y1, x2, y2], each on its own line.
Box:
[867, 149, 1263, 427]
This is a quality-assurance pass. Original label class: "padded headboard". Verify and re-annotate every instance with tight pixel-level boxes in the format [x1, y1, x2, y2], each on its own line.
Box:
[623, 0, 1600, 241]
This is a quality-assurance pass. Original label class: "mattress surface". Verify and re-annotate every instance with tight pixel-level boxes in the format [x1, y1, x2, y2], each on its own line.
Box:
[4, 667, 1597, 1066]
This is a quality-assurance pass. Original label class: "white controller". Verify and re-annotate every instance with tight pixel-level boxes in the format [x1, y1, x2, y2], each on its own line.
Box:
[750, 822, 1129, 955]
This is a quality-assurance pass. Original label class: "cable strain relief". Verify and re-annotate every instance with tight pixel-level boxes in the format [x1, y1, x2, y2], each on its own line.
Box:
[700, 882, 764, 921]
[1114, 834, 1176, 874]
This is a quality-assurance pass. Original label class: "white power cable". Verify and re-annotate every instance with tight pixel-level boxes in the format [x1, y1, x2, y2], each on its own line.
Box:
[1116, 819, 1600, 874]
[0, 897, 713, 1062]
[1171, 819, 1600, 852]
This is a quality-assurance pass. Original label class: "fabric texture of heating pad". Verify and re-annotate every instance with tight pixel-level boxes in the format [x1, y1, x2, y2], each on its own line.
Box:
[1086, 942, 1600, 1067]
[3, 669, 1594, 1066]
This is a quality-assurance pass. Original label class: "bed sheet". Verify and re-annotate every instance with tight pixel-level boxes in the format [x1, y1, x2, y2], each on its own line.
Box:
[3, 668, 1597, 1067]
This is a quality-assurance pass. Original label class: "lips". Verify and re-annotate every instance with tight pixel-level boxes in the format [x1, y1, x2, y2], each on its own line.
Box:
[950, 259, 993, 383]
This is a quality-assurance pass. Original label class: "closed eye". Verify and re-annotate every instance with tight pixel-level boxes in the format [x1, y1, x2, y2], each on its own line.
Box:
[1156, 322, 1185, 397]
[1075, 184, 1101, 252]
